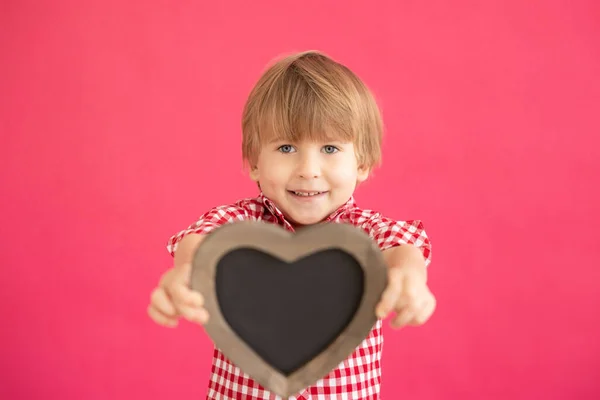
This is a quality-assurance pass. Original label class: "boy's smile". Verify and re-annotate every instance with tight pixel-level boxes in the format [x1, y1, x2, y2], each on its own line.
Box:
[287, 190, 328, 206]
[250, 139, 369, 227]
[287, 190, 327, 197]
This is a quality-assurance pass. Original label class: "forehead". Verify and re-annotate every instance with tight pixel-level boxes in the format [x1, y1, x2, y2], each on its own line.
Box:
[259, 114, 355, 145]
[265, 131, 350, 144]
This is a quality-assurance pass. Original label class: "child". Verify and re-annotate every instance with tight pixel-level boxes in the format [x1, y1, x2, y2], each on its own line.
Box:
[148, 50, 436, 399]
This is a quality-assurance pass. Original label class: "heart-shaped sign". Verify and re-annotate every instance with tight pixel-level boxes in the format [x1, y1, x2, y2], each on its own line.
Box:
[190, 221, 388, 398]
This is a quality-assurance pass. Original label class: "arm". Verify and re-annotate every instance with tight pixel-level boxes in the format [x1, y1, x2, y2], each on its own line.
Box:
[360, 211, 432, 267]
[173, 233, 206, 268]
[383, 244, 428, 282]
[166, 204, 249, 264]
[149, 203, 249, 327]
[361, 211, 435, 326]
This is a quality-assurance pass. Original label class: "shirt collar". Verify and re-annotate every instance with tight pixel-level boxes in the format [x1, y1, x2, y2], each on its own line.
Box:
[259, 192, 356, 225]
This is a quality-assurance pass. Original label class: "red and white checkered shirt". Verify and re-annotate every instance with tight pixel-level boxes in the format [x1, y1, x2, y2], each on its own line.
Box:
[167, 193, 432, 400]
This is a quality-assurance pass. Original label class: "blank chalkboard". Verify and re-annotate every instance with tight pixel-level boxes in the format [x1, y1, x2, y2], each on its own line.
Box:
[190, 221, 388, 398]
[216, 248, 364, 375]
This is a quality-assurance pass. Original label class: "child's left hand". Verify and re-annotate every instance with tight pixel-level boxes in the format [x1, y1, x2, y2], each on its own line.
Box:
[375, 248, 436, 329]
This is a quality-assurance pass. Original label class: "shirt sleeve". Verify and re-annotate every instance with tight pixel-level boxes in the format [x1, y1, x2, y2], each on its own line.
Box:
[166, 204, 248, 257]
[361, 212, 432, 267]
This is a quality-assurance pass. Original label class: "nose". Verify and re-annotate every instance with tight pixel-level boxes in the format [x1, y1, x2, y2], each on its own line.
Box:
[296, 152, 321, 179]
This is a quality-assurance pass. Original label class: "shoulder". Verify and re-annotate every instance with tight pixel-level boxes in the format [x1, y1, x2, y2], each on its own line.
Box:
[193, 195, 270, 226]
[342, 203, 431, 257]
[344, 203, 425, 232]
[166, 196, 266, 256]
[201, 196, 263, 220]
[342, 203, 389, 228]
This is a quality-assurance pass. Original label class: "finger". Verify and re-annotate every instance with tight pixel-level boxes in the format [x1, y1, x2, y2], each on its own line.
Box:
[147, 305, 179, 327]
[171, 283, 205, 308]
[391, 308, 414, 329]
[376, 286, 401, 319]
[165, 264, 204, 308]
[392, 274, 427, 316]
[399, 273, 420, 303]
[179, 305, 210, 325]
[404, 292, 428, 314]
[161, 262, 193, 289]
[178, 262, 193, 285]
[397, 290, 431, 326]
[410, 296, 436, 326]
[376, 269, 405, 319]
[150, 288, 178, 317]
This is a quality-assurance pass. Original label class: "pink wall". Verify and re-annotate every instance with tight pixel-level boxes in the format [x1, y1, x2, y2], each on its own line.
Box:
[2, 1, 599, 399]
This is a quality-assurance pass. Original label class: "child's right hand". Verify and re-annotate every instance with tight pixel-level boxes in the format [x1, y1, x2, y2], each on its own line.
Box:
[147, 262, 209, 327]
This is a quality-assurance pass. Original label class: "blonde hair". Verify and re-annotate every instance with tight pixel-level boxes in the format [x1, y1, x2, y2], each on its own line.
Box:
[241, 50, 384, 169]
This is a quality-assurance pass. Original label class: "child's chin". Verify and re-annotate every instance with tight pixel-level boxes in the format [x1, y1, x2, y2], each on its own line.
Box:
[290, 213, 328, 226]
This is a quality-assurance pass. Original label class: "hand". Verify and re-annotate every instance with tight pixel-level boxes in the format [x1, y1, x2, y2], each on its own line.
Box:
[147, 262, 209, 327]
[375, 263, 436, 329]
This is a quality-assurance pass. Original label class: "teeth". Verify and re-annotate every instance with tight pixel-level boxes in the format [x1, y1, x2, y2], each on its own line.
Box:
[292, 191, 322, 197]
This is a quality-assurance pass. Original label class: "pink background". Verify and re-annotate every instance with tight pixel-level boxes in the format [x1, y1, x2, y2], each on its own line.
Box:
[1, 1, 599, 399]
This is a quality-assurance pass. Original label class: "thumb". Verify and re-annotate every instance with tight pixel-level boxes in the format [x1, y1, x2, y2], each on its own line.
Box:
[376, 269, 404, 319]
[175, 262, 193, 286]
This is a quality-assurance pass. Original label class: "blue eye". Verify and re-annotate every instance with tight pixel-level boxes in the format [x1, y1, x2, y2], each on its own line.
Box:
[323, 145, 339, 154]
[278, 144, 295, 153]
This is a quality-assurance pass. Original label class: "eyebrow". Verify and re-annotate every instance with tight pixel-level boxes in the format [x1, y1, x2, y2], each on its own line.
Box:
[267, 138, 289, 144]
[268, 138, 352, 146]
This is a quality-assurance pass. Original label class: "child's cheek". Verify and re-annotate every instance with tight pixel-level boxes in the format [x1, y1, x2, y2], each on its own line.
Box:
[261, 169, 288, 190]
[329, 161, 359, 183]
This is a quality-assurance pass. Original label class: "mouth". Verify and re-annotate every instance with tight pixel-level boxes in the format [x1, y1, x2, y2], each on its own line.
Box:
[287, 190, 328, 197]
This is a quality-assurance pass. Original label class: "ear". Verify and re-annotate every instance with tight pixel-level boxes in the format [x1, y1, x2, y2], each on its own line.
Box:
[357, 164, 370, 183]
[249, 166, 260, 182]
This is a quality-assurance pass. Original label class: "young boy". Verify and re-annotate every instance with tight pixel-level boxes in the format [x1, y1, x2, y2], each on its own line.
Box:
[148, 50, 436, 399]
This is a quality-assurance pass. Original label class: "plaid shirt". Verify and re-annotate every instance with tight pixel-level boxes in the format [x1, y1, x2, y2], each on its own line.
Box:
[167, 194, 432, 400]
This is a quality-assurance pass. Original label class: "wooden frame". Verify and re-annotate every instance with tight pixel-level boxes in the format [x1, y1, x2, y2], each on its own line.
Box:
[190, 221, 388, 398]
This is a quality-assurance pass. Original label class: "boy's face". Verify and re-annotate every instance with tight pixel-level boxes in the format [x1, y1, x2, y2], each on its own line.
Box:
[250, 139, 369, 227]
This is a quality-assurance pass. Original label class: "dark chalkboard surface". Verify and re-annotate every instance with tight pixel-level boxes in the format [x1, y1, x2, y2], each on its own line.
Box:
[190, 221, 388, 398]
[216, 248, 364, 375]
